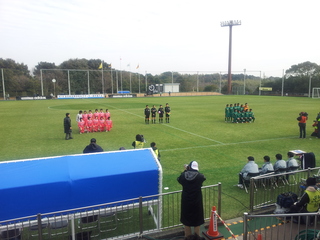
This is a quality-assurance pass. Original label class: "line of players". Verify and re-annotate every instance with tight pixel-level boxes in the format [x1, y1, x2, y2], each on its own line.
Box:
[225, 103, 255, 123]
[76, 109, 113, 134]
[144, 103, 171, 124]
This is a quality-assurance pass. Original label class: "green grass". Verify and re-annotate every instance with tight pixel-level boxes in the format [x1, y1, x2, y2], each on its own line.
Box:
[1, 95, 319, 220]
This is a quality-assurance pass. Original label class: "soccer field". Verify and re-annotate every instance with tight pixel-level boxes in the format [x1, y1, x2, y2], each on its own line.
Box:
[1, 95, 319, 219]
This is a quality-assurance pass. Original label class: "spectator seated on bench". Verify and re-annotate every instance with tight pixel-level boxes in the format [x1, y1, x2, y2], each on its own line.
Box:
[236, 156, 259, 190]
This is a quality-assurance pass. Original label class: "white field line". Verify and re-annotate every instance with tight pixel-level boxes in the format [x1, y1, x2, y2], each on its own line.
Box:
[161, 136, 296, 152]
[49, 100, 295, 151]
[99, 104, 225, 144]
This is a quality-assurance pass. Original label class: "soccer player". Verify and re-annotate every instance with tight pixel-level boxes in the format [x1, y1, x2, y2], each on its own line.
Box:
[86, 117, 93, 133]
[243, 103, 249, 112]
[78, 118, 85, 134]
[76, 110, 83, 122]
[158, 105, 164, 123]
[88, 110, 93, 120]
[248, 109, 255, 122]
[228, 104, 234, 122]
[225, 104, 229, 122]
[165, 103, 171, 123]
[105, 109, 111, 119]
[232, 109, 240, 123]
[99, 117, 105, 132]
[82, 110, 88, 124]
[240, 104, 244, 112]
[99, 109, 105, 119]
[105, 117, 113, 132]
[243, 109, 250, 123]
[151, 105, 157, 124]
[93, 116, 99, 132]
[93, 109, 99, 119]
[144, 105, 150, 124]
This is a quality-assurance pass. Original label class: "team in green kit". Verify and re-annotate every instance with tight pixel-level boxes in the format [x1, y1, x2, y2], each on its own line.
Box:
[225, 103, 255, 123]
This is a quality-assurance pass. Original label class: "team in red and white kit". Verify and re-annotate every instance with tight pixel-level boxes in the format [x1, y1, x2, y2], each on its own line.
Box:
[76, 109, 112, 134]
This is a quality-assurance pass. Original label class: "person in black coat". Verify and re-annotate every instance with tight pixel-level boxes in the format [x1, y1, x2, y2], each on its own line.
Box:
[63, 113, 72, 140]
[83, 138, 104, 153]
[177, 161, 206, 237]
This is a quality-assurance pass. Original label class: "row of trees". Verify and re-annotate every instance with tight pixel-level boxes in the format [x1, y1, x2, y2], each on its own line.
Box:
[0, 58, 319, 97]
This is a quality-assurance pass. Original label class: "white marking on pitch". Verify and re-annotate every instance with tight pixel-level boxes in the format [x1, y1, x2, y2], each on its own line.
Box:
[104, 104, 224, 144]
[162, 136, 296, 152]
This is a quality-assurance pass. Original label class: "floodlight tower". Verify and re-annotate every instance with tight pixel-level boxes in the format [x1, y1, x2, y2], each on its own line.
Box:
[221, 20, 241, 94]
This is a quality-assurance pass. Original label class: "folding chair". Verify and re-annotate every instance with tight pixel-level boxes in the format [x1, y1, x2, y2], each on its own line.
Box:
[261, 170, 276, 189]
[275, 167, 289, 185]
[287, 166, 300, 184]
[242, 172, 260, 193]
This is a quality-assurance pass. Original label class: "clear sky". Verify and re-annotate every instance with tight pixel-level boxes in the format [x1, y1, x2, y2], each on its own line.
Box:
[1, 0, 319, 77]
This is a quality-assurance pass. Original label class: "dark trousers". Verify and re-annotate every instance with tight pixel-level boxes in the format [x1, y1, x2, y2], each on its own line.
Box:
[299, 123, 306, 138]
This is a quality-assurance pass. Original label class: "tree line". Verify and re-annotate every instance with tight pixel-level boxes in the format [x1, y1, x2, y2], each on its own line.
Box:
[0, 58, 319, 97]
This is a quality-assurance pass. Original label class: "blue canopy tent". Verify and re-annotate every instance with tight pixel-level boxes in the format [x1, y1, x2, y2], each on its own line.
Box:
[0, 148, 162, 221]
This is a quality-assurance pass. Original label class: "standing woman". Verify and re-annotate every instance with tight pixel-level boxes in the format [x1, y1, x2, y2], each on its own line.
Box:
[177, 161, 206, 238]
[298, 112, 308, 138]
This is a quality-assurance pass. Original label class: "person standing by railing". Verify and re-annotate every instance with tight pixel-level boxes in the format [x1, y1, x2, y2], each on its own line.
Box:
[177, 161, 206, 238]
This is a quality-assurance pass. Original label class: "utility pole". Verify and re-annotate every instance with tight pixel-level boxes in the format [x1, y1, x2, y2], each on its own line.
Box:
[221, 20, 241, 94]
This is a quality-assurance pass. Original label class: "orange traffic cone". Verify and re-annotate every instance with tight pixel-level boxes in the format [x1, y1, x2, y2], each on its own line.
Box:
[203, 206, 224, 239]
[257, 234, 262, 240]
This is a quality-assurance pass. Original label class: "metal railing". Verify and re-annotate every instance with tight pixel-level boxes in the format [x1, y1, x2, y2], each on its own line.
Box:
[248, 167, 320, 213]
[243, 212, 320, 240]
[0, 183, 221, 240]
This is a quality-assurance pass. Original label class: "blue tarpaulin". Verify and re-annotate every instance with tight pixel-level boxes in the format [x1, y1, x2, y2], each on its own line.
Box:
[0, 148, 161, 221]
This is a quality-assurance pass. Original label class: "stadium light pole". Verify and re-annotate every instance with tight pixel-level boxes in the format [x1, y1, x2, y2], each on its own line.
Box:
[52, 79, 56, 97]
[221, 20, 241, 94]
[281, 69, 285, 97]
[309, 75, 312, 98]
[1, 68, 6, 100]
[40, 69, 44, 96]
[243, 69, 246, 95]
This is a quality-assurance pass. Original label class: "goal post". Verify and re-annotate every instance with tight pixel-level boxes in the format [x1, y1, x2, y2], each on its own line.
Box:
[312, 88, 320, 99]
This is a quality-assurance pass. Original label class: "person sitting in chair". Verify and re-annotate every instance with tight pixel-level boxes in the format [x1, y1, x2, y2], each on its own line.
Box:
[237, 156, 259, 189]
[260, 156, 274, 174]
[273, 153, 287, 173]
[286, 152, 299, 171]
[289, 177, 320, 224]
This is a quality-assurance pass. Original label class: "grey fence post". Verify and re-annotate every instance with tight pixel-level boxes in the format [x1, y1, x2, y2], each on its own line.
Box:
[243, 212, 248, 240]
[37, 213, 43, 240]
[139, 196, 143, 235]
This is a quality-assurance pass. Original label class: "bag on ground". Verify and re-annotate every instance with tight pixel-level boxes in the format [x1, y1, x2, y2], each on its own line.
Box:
[277, 192, 298, 208]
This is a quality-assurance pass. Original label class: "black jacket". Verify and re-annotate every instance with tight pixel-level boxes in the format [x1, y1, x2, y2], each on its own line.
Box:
[83, 143, 104, 154]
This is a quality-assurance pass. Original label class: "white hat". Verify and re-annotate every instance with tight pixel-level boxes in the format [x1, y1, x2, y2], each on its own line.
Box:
[189, 161, 199, 171]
